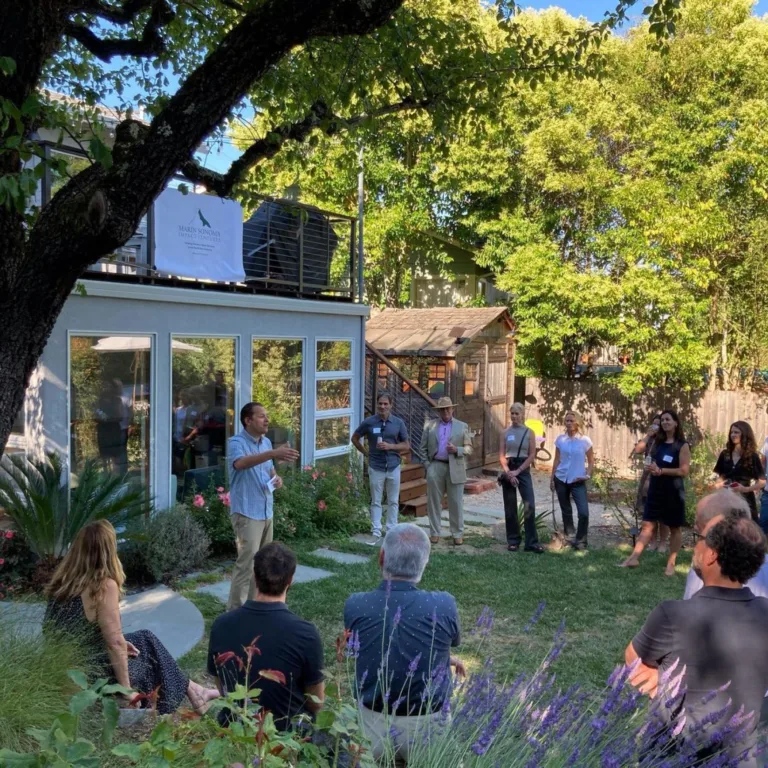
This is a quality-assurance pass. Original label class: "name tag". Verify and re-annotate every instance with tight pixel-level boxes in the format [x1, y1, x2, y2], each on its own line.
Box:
[372, 427, 381, 434]
[662, 454, 673, 463]
[507, 435, 515, 442]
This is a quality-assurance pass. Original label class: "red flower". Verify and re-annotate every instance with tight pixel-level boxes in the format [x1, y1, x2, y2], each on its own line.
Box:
[4, 531, 13, 540]
[0, 558, 5, 566]
[311, 472, 319, 480]
[214, 651, 244, 671]
[317, 500, 327, 511]
[258, 669, 286, 685]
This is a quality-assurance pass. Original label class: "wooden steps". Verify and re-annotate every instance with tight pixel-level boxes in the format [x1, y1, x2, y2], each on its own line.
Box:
[399, 462, 427, 518]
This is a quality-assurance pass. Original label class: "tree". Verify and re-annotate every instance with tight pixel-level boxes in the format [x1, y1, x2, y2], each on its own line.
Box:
[0, 0, 682, 457]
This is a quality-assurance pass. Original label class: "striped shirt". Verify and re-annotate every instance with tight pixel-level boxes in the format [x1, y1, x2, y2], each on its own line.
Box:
[227, 430, 274, 520]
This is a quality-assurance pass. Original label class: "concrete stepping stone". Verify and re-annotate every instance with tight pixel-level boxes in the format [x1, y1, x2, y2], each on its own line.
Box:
[0, 585, 203, 660]
[196, 564, 336, 603]
[312, 548, 369, 565]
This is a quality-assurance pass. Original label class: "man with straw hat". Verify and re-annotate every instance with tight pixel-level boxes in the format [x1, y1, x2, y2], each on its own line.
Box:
[420, 397, 473, 545]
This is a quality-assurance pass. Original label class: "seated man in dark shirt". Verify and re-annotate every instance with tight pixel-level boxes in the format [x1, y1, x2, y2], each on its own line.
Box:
[344, 523, 465, 763]
[626, 513, 768, 766]
[208, 542, 324, 729]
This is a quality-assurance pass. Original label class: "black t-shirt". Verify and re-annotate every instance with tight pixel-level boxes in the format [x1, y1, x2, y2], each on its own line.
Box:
[632, 587, 768, 765]
[207, 601, 324, 730]
[714, 451, 764, 487]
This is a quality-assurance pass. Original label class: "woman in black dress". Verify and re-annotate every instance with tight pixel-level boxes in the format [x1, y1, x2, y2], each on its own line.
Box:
[621, 410, 691, 576]
[713, 421, 766, 523]
[44, 520, 218, 714]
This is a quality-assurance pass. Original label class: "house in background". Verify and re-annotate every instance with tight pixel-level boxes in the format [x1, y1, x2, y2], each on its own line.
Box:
[365, 307, 516, 473]
[10, 97, 367, 510]
[409, 231, 510, 309]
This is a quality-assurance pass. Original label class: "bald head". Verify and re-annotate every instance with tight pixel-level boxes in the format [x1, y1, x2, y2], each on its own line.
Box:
[695, 489, 750, 533]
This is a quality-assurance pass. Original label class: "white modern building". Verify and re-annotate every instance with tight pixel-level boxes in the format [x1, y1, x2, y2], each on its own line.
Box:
[10, 113, 368, 510]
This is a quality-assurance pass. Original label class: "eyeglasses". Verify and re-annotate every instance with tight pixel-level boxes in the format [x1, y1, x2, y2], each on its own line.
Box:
[692, 530, 704, 543]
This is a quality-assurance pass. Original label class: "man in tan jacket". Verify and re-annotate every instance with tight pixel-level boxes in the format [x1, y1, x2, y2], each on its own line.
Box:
[420, 397, 473, 545]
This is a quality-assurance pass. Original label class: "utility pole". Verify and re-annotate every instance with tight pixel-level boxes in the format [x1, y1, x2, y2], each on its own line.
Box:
[357, 144, 365, 303]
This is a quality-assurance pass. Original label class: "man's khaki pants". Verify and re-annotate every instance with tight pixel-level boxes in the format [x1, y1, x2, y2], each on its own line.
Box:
[227, 513, 273, 610]
[360, 706, 443, 765]
[426, 461, 464, 539]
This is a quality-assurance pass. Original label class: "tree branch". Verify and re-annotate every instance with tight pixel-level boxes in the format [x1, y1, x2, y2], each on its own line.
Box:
[73, 0, 155, 24]
[65, 0, 174, 61]
[181, 96, 431, 196]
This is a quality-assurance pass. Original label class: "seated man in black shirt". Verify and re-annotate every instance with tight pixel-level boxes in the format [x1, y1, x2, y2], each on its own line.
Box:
[207, 542, 324, 729]
[626, 513, 768, 766]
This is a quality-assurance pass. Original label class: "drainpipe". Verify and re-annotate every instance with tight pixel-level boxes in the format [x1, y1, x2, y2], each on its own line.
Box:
[357, 145, 365, 303]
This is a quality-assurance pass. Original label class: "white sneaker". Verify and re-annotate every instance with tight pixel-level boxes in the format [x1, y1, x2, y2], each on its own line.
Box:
[367, 533, 382, 546]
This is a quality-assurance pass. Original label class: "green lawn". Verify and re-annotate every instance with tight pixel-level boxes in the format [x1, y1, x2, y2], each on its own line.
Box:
[178, 537, 693, 693]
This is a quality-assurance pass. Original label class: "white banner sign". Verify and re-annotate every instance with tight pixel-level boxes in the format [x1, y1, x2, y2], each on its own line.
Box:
[153, 187, 245, 282]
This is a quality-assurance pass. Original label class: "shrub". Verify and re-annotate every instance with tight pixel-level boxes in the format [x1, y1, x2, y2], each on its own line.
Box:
[0, 608, 94, 752]
[0, 452, 151, 574]
[686, 430, 725, 526]
[273, 457, 369, 539]
[188, 481, 236, 555]
[123, 506, 210, 584]
[0, 528, 36, 598]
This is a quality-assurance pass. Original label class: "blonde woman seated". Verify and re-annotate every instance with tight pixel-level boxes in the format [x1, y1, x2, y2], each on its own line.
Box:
[44, 520, 219, 714]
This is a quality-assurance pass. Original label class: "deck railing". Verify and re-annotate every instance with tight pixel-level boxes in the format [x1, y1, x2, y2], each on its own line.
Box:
[364, 342, 437, 462]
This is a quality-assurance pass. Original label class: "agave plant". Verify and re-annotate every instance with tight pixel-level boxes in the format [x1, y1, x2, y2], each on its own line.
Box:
[0, 452, 151, 565]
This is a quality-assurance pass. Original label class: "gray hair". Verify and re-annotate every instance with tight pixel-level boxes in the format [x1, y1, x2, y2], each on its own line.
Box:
[381, 523, 431, 583]
[377, 391, 393, 405]
[696, 489, 750, 528]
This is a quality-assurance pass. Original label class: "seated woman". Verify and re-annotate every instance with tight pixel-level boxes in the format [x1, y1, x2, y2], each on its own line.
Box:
[44, 519, 219, 715]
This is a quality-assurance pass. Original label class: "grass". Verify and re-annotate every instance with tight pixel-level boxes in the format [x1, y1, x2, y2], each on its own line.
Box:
[0, 605, 94, 751]
[174, 537, 693, 694]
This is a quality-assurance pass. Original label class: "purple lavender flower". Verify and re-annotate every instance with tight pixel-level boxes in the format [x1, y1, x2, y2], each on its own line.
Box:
[388, 725, 402, 740]
[407, 652, 422, 678]
[345, 630, 360, 659]
[393, 605, 402, 626]
[524, 600, 546, 633]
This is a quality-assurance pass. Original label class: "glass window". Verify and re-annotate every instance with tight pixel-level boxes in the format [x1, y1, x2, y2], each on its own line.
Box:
[253, 339, 303, 455]
[316, 379, 351, 411]
[171, 337, 236, 499]
[69, 335, 152, 490]
[317, 340, 351, 372]
[427, 363, 447, 396]
[315, 416, 350, 451]
[464, 363, 479, 398]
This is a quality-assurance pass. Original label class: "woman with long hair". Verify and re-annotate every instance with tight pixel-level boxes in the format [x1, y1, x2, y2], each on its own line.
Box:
[44, 520, 219, 714]
[499, 403, 544, 554]
[714, 421, 765, 523]
[620, 410, 691, 576]
[550, 410, 594, 550]
[631, 414, 669, 552]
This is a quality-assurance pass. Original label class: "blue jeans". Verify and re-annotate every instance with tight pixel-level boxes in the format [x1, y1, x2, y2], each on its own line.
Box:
[502, 468, 539, 548]
[554, 477, 589, 542]
[760, 491, 768, 536]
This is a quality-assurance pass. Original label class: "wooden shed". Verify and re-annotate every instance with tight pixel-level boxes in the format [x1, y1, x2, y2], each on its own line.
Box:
[365, 307, 516, 471]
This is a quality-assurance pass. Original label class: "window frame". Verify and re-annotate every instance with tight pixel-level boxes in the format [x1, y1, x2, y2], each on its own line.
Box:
[463, 362, 480, 399]
[314, 337, 355, 460]
[67, 330, 157, 497]
[427, 362, 447, 396]
[169, 333, 241, 505]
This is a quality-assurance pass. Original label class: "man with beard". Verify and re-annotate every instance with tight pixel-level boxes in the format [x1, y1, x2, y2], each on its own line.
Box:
[625, 495, 768, 766]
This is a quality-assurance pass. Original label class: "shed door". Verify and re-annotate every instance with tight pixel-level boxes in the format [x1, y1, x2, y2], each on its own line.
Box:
[483, 360, 508, 462]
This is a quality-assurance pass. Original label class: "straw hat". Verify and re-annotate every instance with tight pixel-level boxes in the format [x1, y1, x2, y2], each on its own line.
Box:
[434, 396, 456, 409]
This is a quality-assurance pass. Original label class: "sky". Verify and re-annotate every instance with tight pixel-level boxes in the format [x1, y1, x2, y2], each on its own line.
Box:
[522, 0, 761, 21]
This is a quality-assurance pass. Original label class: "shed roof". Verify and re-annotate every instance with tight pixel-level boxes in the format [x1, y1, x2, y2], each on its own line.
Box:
[366, 307, 513, 357]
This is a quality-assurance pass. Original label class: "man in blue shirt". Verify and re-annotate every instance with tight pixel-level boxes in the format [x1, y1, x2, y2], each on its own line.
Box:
[352, 392, 410, 543]
[344, 523, 464, 763]
[227, 402, 299, 610]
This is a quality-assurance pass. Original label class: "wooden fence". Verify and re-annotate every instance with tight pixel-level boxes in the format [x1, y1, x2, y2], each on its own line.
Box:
[519, 377, 768, 476]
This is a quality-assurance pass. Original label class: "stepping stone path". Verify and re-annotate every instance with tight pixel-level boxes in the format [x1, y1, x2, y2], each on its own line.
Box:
[311, 548, 370, 565]
[0, 585, 203, 660]
[196, 564, 336, 603]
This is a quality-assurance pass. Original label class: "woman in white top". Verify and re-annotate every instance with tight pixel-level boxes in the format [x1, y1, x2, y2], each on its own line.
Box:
[550, 411, 594, 550]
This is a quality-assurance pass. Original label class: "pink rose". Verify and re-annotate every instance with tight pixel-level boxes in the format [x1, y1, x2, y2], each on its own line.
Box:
[216, 486, 224, 493]
[192, 494, 205, 508]
[0, 558, 5, 566]
[311, 472, 319, 481]
[218, 491, 231, 507]
[346, 472, 353, 483]
[5, 531, 14, 539]
[317, 500, 327, 511]
[303, 465, 313, 472]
